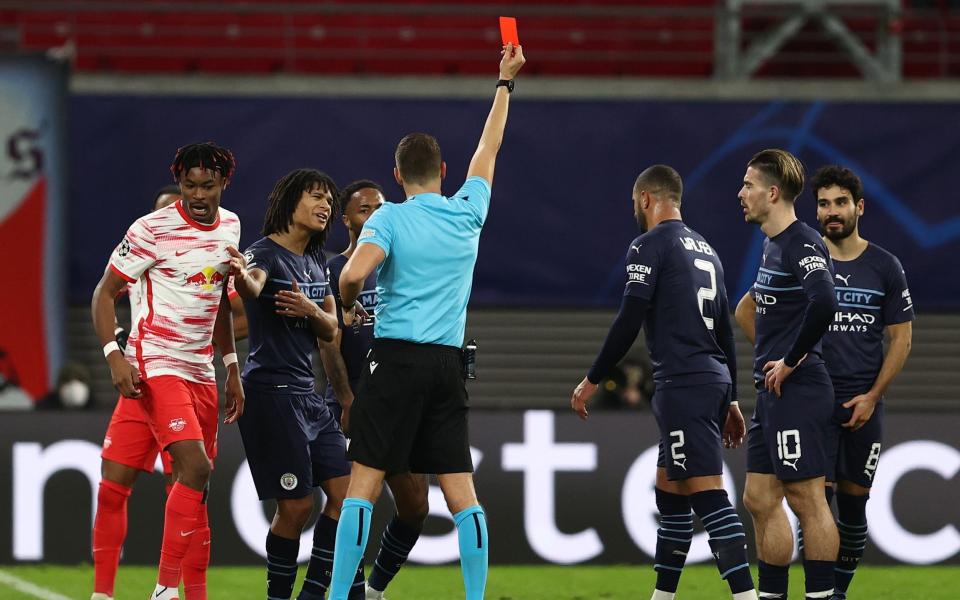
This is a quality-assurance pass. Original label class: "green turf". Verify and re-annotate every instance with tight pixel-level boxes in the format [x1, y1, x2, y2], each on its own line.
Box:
[0, 564, 955, 599]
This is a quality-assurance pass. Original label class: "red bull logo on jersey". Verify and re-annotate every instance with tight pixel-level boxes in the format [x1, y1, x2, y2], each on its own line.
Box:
[185, 266, 226, 291]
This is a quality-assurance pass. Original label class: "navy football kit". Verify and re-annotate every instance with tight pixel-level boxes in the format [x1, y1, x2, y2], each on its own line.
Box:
[746, 220, 839, 481]
[823, 243, 914, 486]
[238, 237, 350, 500]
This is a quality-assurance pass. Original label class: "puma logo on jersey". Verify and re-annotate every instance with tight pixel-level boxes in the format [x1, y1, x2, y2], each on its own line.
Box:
[370, 361, 379, 373]
[863, 468, 875, 481]
[631, 244, 642, 253]
[673, 458, 687, 471]
[835, 273, 851, 285]
[803, 243, 818, 252]
[782, 458, 799, 471]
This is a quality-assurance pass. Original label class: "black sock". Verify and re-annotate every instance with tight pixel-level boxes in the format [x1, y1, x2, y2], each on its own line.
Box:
[834, 492, 868, 598]
[758, 560, 789, 599]
[367, 516, 422, 592]
[803, 558, 835, 599]
[653, 488, 693, 594]
[297, 514, 337, 600]
[266, 531, 300, 600]
[689, 489, 754, 595]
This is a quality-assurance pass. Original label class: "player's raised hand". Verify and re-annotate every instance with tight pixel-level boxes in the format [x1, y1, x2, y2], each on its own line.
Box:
[499, 42, 526, 79]
[226, 246, 247, 277]
[723, 403, 746, 449]
[223, 366, 244, 424]
[275, 280, 319, 319]
[842, 392, 879, 430]
[571, 375, 597, 421]
[107, 352, 142, 398]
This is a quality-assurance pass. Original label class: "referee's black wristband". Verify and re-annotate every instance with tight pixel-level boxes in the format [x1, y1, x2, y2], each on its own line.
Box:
[496, 79, 514, 93]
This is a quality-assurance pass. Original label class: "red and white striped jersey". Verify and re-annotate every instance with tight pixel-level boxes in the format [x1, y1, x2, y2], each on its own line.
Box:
[128, 269, 238, 329]
[109, 201, 241, 384]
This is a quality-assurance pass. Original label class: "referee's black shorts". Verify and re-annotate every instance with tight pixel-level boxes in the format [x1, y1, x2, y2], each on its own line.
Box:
[347, 338, 473, 474]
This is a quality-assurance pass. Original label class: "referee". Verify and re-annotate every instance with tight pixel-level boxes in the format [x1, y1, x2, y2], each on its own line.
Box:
[326, 43, 526, 600]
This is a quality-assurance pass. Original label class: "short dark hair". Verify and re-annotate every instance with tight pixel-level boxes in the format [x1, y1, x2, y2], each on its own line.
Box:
[154, 184, 181, 204]
[262, 169, 339, 256]
[810, 165, 863, 202]
[170, 141, 237, 182]
[395, 133, 442, 185]
[747, 149, 805, 202]
[634, 165, 683, 205]
[339, 179, 384, 211]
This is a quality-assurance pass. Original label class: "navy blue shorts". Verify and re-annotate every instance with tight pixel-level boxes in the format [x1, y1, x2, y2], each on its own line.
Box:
[238, 386, 350, 500]
[747, 368, 834, 481]
[653, 382, 731, 481]
[826, 396, 884, 487]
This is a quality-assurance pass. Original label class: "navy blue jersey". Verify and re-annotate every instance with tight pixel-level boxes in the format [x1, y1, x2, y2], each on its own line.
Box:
[824, 243, 914, 397]
[625, 220, 732, 387]
[240, 237, 333, 393]
[751, 220, 835, 381]
[323, 252, 378, 403]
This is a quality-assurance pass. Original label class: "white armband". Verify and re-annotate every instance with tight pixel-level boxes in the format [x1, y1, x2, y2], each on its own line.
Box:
[102, 341, 121, 358]
[222, 352, 239, 368]
[730, 400, 739, 406]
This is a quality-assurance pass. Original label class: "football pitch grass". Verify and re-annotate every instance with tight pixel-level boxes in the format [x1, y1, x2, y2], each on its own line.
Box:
[1, 564, 957, 599]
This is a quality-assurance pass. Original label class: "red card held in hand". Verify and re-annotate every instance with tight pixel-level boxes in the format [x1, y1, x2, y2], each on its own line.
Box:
[499, 16, 519, 46]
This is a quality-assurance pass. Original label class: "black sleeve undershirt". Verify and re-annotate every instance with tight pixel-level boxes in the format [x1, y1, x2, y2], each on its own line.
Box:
[587, 295, 649, 384]
[785, 278, 838, 367]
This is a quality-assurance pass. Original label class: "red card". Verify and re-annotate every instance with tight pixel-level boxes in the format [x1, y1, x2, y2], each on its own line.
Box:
[499, 16, 519, 46]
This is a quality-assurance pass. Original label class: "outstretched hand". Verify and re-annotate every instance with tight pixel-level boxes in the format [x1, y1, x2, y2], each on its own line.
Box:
[570, 376, 597, 421]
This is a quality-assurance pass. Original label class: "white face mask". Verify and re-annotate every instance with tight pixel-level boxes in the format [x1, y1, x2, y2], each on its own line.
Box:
[60, 380, 90, 408]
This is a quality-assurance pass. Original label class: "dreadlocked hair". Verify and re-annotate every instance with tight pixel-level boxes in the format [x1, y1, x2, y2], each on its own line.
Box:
[170, 142, 237, 182]
[262, 168, 340, 256]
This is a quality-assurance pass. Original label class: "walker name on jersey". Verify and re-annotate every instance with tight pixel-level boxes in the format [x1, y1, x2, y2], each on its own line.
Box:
[798, 254, 828, 276]
[626, 263, 652, 284]
[185, 266, 226, 291]
[679, 236, 715, 256]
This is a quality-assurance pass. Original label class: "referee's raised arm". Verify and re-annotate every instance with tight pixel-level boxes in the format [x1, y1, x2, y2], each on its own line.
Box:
[466, 42, 526, 186]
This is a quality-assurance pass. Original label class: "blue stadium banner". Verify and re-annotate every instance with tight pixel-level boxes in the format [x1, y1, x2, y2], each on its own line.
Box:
[67, 96, 960, 310]
[0, 411, 956, 566]
[0, 55, 67, 402]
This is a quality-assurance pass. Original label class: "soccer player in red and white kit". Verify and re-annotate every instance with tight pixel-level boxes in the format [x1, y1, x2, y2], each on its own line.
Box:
[91, 142, 244, 600]
[90, 184, 247, 600]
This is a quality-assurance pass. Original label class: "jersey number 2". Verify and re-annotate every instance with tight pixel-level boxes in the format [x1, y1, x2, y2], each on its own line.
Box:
[693, 259, 717, 330]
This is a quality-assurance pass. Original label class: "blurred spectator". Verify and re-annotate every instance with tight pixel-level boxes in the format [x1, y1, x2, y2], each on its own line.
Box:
[36, 361, 96, 410]
[0, 346, 33, 410]
[596, 354, 654, 410]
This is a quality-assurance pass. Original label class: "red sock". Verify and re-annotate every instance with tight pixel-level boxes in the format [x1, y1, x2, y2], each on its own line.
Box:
[182, 501, 210, 600]
[93, 480, 132, 596]
[158, 483, 203, 588]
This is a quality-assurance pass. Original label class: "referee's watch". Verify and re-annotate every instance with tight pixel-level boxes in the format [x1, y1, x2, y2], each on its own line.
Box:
[496, 79, 514, 93]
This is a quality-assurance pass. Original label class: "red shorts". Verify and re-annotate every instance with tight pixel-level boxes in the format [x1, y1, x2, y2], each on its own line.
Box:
[106, 375, 219, 468]
[102, 395, 173, 474]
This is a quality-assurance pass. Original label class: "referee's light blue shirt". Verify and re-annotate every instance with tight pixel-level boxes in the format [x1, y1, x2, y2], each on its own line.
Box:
[356, 176, 491, 348]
